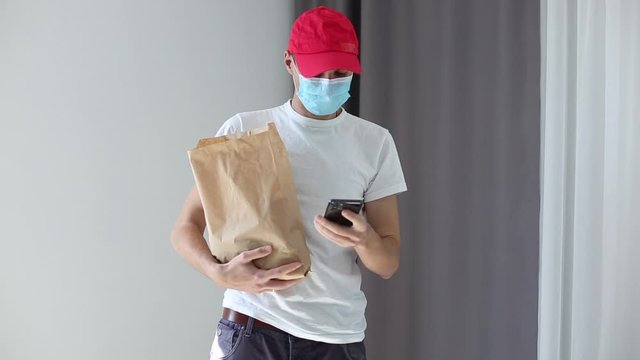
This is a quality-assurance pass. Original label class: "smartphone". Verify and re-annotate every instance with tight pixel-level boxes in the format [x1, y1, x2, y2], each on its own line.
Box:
[323, 199, 364, 227]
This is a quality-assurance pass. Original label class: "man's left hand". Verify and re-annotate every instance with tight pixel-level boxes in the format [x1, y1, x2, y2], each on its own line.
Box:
[313, 210, 380, 249]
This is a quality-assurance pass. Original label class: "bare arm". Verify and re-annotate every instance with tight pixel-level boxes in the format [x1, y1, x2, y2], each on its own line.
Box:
[313, 195, 401, 279]
[170, 186, 304, 293]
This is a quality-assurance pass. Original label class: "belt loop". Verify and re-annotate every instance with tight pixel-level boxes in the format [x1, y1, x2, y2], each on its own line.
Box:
[245, 317, 254, 337]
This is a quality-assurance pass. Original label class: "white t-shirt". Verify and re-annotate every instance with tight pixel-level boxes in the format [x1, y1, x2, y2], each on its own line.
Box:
[215, 101, 407, 344]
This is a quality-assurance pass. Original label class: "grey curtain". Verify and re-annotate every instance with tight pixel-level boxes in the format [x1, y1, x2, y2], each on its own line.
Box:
[296, 1, 540, 360]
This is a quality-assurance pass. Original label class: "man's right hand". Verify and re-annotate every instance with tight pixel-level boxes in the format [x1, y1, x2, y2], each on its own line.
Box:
[171, 186, 303, 295]
[214, 245, 304, 294]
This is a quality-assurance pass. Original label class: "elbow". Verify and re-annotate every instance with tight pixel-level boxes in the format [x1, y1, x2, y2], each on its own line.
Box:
[378, 241, 400, 279]
[379, 271, 397, 280]
[169, 229, 179, 251]
[378, 263, 399, 280]
[169, 224, 184, 252]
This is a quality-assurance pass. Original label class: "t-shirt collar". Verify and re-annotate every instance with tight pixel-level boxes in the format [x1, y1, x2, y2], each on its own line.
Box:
[284, 100, 347, 128]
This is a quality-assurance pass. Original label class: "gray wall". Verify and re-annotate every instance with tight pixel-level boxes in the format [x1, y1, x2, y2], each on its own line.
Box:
[0, 1, 292, 359]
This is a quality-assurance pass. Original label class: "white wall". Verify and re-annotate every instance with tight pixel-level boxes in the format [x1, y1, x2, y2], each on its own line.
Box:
[0, 1, 292, 359]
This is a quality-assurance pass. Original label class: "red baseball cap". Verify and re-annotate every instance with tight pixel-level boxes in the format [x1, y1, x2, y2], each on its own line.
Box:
[288, 6, 361, 78]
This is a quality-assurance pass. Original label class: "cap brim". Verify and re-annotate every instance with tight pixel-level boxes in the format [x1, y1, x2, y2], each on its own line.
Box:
[295, 51, 361, 78]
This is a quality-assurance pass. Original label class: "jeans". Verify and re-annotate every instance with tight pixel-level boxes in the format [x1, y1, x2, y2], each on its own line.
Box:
[210, 318, 367, 360]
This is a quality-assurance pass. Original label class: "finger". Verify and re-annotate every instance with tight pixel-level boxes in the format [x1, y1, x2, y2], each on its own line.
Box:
[264, 262, 303, 279]
[314, 220, 355, 247]
[314, 215, 355, 238]
[340, 210, 369, 232]
[237, 245, 272, 263]
[340, 210, 364, 226]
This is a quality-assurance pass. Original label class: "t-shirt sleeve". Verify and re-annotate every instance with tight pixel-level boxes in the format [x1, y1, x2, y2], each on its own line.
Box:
[215, 114, 242, 137]
[364, 131, 408, 203]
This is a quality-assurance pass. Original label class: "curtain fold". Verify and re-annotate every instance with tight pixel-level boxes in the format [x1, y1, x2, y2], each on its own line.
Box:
[358, 1, 540, 360]
[539, 0, 640, 359]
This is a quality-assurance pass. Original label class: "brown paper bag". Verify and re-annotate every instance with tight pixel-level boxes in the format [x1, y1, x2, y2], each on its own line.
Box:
[188, 123, 310, 279]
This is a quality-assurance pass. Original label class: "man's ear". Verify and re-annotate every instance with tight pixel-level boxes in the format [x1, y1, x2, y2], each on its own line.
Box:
[284, 51, 294, 75]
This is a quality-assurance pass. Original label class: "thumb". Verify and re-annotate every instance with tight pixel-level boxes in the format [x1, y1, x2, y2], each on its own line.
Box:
[340, 209, 360, 221]
[238, 245, 272, 263]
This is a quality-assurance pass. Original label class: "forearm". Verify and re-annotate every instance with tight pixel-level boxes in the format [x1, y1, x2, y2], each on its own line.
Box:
[354, 228, 400, 279]
[171, 224, 304, 293]
[170, 223, 222, 284]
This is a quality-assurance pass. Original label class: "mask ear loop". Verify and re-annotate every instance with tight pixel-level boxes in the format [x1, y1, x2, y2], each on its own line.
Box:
[289, 53, 300, 75]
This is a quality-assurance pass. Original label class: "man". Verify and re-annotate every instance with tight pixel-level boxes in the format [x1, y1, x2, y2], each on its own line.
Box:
[171, 6, 407, 360]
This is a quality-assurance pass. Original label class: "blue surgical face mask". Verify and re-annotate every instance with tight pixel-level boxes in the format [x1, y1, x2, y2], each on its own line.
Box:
[296, 74, 353, 116]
